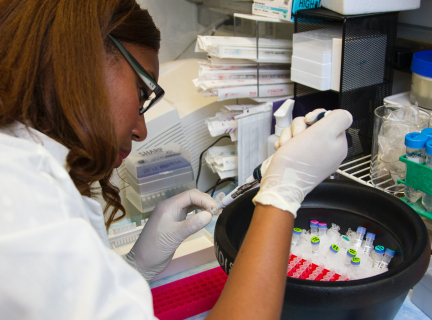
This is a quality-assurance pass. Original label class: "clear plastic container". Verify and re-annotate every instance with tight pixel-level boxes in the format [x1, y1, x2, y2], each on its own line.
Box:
[292, 228, 302, 246]
[310, 220, 319, 236]
[373, 245, 385, 268]
[363, 233, 376, 256]
[404, 132, 428, 203]
[311, 236, 320, 255]
[126, 180, 196, 214]
[293, 28, 342, 64]
[125, 143, 194, 195]
[370, 105, 430, 188]
[410, 51, 432, 110]
[291, 55, 332, 78]
[290, 68, 331, 91]
[318, 223, 327, 237]
[354, 226, 366, 247]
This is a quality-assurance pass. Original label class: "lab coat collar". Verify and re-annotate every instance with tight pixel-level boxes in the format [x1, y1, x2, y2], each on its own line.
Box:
[0, 121, 70, 171]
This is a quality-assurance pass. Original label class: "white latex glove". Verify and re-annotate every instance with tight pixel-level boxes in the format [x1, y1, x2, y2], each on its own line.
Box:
[274, 108, 327, 151]
[254, 109, 353, 217]
[125, 189, 216, 282]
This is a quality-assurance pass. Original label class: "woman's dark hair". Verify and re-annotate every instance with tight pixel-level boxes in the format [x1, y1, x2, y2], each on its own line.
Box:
[0, 0, 160, 229]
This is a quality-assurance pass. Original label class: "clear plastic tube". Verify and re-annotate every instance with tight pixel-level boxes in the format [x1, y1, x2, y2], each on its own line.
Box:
[344, 249, 357, 267]
[341, 236, 351, 250]
[363, 233, 376, 256]
[354, 227, 366, 247]
[405, 133, 427, 203]
[318, 223, 327, 236]
[310, 220, 319, 236]
[292, 228, 302, 246]
[379, 249, 395, 269]
[311, 236, 320, 255]
[351, 257, 361, 275]
[326, 244, 340, 260]
[373, 245, 385, 268]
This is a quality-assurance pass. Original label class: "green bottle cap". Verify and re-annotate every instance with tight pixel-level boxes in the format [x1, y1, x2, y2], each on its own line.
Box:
[311, 236, 320, 244]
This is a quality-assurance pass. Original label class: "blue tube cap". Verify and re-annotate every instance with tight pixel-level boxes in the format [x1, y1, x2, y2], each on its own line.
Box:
[310, 220, 319, 226]
[375, 245, 385, 254]
[405, 132, 428, 149]
[385, 248, 395, 257]
[347, 249, 357, 258]
[422, 128, 432, 141]
[411, 50, 432, 78]
[318, 223, 327, 229]
[357, 226, 366, 233]
[426, 140, 432, 156]
[351, 257, 361, 266]
[293, 228, 302, 235]
[366, 232, 376, 240]
[329, 244, 339, 253]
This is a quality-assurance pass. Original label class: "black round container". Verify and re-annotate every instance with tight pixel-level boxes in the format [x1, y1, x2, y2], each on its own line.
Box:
[214, 180, 430, 320]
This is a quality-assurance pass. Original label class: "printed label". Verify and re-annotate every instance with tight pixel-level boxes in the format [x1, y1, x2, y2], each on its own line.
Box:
[348, 249, 357, 256]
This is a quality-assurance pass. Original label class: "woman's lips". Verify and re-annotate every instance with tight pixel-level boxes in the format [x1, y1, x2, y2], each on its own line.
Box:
[119, 149, 131, 162]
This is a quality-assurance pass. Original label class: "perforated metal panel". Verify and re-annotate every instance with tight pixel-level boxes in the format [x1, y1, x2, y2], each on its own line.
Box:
[294, 8, 398, 162]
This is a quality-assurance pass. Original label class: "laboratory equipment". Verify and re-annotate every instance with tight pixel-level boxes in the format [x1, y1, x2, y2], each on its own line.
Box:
[363, 233, 375, 256]
[379, 249, 395, 270]
[320, 0, 420, 15]
[373, 245, 385, 268]
[340, 235, 350, 250]
[344, 249, 357, 267]
[310, 220, 319, 236]
[422, 141, 432, 212]
[294, 8, 398, 163]
[370, 105, 430, 187]
[311, 236, 320, 255]
[252, 0, 322, 22]
[267, 99, 294, 157]
[410, 51, 432, 110]
[350, 257, 361, 276]
[215, 180, 430, 320]
[326, 244, 339, 259]
[353, 226, 366, 247]
[292, 228, 302, 246]
[404, 132, 428, 203]
[151, 266, 228, 320]
[318, 223, 327, 236]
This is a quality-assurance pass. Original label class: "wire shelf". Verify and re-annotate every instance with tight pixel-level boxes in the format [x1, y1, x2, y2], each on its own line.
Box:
[336, 154, 405, 198]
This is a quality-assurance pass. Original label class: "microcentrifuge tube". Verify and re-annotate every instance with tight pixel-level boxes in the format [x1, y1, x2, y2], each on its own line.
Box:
[326, 244, 339, 260]
[373, 245, 385, 268]
[318, 223, 327, 236]
[354, 227, 366, 247]
[310, 220, 319, 236]
[311, 236, 320, 255]
[351, 257, 361, 275]
[363, 232, 376, 256]
[341, 236, 351, 250]
[344, 249, 357, 267]
[379, 248, 395, 269]
[292, 228, 302, 246]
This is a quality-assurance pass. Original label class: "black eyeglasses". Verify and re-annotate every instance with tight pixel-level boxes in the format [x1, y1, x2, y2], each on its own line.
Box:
[109, 34, 164, 115]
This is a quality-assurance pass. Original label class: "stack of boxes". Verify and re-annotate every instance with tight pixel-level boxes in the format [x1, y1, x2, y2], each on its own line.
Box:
[125, 144, 196, 225]
[291, 28, 342, 91]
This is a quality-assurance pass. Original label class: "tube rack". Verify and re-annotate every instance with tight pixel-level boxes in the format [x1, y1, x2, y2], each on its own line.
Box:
[287, 254, 346, 281]
[151, 267, 228, 320]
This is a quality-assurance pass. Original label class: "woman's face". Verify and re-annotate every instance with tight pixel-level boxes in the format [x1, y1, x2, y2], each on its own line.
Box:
[105, 44, 159, 168]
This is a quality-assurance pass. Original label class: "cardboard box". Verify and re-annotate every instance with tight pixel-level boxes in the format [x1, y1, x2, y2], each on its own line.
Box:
[253, 0, 321, 22]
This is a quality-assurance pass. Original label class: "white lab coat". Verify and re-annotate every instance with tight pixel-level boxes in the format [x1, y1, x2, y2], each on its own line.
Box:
[0, 122, 157, 320]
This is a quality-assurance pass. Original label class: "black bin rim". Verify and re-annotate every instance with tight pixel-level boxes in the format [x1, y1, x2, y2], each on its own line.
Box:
[214, 179, 430, 306]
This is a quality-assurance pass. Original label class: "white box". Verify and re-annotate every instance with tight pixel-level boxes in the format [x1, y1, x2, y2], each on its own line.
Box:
[321, 0, 421, 15]
[293, 28, 342, 64]
[291, 67, 331, 91]
[291, 55, 332, 78]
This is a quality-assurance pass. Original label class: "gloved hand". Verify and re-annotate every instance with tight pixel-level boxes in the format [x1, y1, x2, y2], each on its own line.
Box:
[274, 108, 327, 150]
[125, 189, 216, 282]
[253, 109, 353, 217]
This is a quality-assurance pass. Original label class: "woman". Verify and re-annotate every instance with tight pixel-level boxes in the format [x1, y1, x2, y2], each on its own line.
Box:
[0, 0, 352, 319]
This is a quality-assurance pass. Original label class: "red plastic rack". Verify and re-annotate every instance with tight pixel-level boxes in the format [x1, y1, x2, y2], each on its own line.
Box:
[151, 267, 228, 320]
[287, 254, 346, 281]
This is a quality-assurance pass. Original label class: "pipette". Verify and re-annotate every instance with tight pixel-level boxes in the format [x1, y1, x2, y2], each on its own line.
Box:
[213, 111, 331, 212]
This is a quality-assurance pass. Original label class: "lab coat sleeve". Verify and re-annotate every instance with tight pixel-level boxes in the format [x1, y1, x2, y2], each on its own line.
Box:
[0, 133, 158, 320]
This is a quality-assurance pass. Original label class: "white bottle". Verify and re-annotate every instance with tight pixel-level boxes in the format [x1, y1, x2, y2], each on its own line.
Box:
[267, 99, 294, 158]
